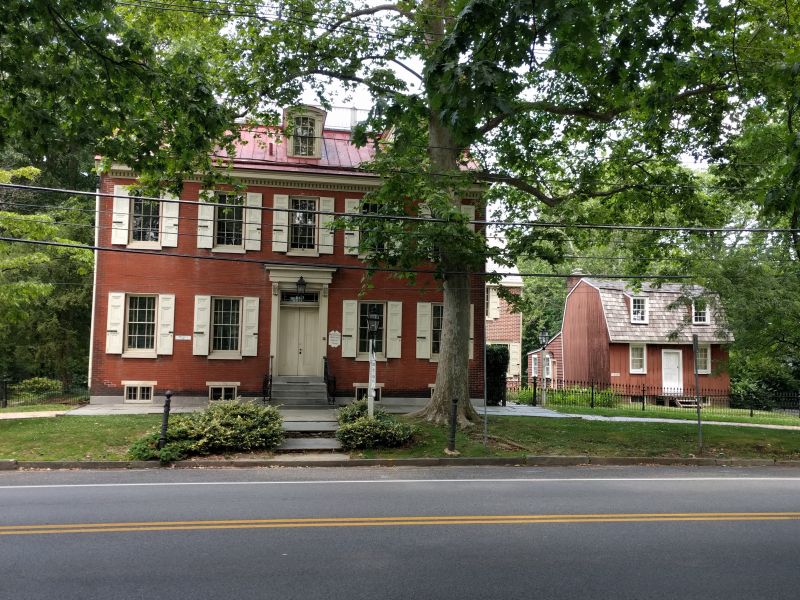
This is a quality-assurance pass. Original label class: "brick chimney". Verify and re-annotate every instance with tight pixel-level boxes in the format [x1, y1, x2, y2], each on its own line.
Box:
[566, 269, 585, 293]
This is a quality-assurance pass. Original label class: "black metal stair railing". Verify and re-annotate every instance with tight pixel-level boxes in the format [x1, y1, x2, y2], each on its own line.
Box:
[262, 356, 273, 404]
[323, 356, 336, 406]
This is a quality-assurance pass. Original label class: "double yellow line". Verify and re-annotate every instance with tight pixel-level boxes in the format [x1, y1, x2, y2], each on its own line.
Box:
[2, 512, 800, 536]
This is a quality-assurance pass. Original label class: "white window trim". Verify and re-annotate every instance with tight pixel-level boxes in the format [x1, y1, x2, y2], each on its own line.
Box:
[212, 192, 246, 253]
[430, 303, 444, 361]
[285, 107, 325, 159]
[357, 301, 387, 360]
[696, 344, 711, 374]
[630, 296, 649, 324]
[692, 302, 710, 325]
[544, 353, 553, 378]
[353, 383, 384, 402]
[207, 383, 239, 401]
[127, 195, 163, 249]
[122, 294, 159, 358]
[286, 196, 320, 257]
[629, 343, 647, 374]
[209, 296, 243, 359]
[122, 381, 156, 403]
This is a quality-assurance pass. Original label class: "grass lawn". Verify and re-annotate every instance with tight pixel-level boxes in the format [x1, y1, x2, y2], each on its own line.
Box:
[546, 404, 800, 427]
[0, 415, 161, 461]
[0, 403, 80, 413]
[359, 416, 800, 461]
[2, 413, 799, 463]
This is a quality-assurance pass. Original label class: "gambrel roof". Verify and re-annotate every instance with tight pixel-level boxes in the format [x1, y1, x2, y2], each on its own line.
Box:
[582, 278, 733, 344]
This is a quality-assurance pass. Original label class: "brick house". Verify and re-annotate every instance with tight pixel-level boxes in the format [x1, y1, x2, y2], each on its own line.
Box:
[88, 106, 485, 407]
[485, 280, 523, 388]
[527, 276, 732, 396]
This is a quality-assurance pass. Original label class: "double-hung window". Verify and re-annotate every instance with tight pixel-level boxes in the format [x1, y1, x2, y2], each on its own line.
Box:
[631, 297, 648, 324]
[214, 193, 244, 248]
[126, 295, 157, 353]
[696, 345, 711, 374]
[629, 344, 647, 374]
[289, 197, 317, 251]
[130, 195, 161, 245]
[211, 298, 241, 354]
[430, 304, 444, 356]
[693, 302, 709, 324]
[358, 302, 385, 356]
[293, 116, 316, 156]
[209, 384, 238, 401]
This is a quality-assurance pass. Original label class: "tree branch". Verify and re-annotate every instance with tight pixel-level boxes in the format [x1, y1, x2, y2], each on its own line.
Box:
[362, 55, 423, 81]
[303, 69, 406, 96]
[475, 83, 729, 136]
[477, 171, 641, 207]
[327, 4, 413, 35]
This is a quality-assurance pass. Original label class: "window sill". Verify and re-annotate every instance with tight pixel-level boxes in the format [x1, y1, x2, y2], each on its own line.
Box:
[355, 355, 387, 362]
[630, 321, 649, 325]
[208, 352, 243, 360]
[629, 371, 647, 375]
[122, 352, 157, 359]
[128, 241, 162, 250]
[211, 246, 246, 254]
[287, 249, 320, 258]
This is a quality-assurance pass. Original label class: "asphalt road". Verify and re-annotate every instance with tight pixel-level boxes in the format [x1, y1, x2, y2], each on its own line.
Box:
[2, 466, 800, 600]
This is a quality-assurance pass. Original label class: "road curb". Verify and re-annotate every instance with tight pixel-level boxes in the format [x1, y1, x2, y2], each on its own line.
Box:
[5, 455, 800, 470]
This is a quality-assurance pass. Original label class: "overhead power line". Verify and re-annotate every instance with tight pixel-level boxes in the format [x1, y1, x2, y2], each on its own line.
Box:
[0, 236, 692, 280]
[3, 182, 798, 235]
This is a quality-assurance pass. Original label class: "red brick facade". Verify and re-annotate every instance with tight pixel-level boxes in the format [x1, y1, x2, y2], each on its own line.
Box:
[89, 117, 485, 405]
[485, 283, 522, 387]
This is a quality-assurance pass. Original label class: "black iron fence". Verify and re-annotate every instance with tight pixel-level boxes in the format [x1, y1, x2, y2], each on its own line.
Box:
[0, 379, 89, 410]
[507, 378, 800, 421]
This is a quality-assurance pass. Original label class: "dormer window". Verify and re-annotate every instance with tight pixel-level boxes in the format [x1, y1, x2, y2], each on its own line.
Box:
[285, 106, 326, 159]
[293, 116, 316, 156]
[693, 301, 709, 324]
[631, 297, 648, 324]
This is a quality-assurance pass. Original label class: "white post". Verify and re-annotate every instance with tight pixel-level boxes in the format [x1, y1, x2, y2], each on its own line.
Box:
[368, 337, 376, 418]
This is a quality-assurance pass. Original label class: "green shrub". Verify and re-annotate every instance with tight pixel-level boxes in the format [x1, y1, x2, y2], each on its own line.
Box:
[545, 386, 618, 408]
[10, 377, 62, 398]
[337, 399, 388, 424]
[508, 387, 537, 405]
[128, 400, 284, 462]
[336, 416, 417, 450]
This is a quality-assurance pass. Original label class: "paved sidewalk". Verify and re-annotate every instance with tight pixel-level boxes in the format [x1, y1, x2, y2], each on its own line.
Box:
[0, 410, 68, 420]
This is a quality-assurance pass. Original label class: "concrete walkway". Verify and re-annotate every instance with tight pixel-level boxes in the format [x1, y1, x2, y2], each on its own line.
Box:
[2, 402, 800, 432]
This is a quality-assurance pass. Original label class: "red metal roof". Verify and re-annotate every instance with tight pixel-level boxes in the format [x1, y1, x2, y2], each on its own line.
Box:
[214, 126, 377, 176]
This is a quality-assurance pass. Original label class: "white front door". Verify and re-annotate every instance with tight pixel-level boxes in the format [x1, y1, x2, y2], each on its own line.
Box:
[278, 306, 320, 376]
[662, 350, 683, 394]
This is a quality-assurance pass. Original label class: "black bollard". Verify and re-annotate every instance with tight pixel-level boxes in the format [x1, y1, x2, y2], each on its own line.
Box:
[158, 390, 173, 450]
[447, 397, 459, 453]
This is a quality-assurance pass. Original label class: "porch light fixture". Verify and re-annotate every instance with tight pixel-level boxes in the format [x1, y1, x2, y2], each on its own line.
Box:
[538, 329, 549, 347]
[295, 276, 307, 295]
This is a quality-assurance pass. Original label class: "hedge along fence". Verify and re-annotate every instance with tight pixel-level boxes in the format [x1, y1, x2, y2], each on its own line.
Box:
[1, 377, 89, 408]
[486, 345, 510, 406]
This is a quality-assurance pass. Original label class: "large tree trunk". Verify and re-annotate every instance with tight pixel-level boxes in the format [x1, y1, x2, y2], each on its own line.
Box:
[409, 108, 481, 427]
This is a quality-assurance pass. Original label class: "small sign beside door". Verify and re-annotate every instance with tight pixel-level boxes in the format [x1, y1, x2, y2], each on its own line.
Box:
[175, 335, 192, 341]
[328, 330, 341, 348]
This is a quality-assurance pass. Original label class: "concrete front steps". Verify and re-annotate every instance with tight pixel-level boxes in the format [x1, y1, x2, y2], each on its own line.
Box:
[278, 406, 342, 452]
[270, 376, 330, 408]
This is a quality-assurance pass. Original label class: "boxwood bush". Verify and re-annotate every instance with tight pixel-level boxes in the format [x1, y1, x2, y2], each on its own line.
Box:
[335, 400, 417, 450]
[128, 400, 284, 462]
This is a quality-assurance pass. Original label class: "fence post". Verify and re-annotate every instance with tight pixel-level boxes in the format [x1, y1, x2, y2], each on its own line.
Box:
[590, 380, 595, 409]
[750, 395, 754, 418]
[0, 378, 7, 409]
[532, 377, 537, 406]
[796, 392, 800, 419]
[641, 384, 646, 412]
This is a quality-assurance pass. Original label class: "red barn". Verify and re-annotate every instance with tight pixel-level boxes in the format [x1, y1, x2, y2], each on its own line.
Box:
[528, 276, 731, 399]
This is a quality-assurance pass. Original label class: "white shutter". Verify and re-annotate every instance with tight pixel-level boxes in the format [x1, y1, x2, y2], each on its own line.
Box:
[416, 302, 431, 359]
[241, 296, 259, 356]
[192, 295, 211, 356]
[161, 193, 179, 247]
[386, 301, 402, 359]
[105, 292, 125, 354]
[318, 196, 335, 254]
[342, 300, 358, 358]
[156, 294, 175, 355]
[244, 192, 262, 251]
[196, 190, 214, 249]
[488, 287, 501, 320]
[344, 198, 360, 255]
[272, 194, 289, 252]
[469, 303, 475, 360]
[111, 185, 130, 245]
[460, 202, 476, 232]
[509, 342, 521, 377]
